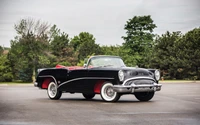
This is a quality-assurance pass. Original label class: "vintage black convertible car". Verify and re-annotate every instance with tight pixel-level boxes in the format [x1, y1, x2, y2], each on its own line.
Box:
[34, 55, 162, 102]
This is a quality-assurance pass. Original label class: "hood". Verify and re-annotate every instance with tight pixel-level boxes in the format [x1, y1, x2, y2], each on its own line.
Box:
[121, 67, 153, 79]
[91, 66, 151, 76]
[122, 67, 149, 72]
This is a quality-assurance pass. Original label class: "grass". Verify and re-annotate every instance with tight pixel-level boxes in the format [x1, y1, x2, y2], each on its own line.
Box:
[0, 82, 32, 84]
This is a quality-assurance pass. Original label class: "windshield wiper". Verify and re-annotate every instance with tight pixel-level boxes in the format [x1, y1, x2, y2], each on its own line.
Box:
[90, 65, 114, 68]
[103, 65, 114, 67]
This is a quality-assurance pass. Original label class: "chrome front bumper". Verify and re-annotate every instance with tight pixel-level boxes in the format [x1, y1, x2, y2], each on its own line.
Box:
[113, 83, 162, 93]
[113, 77, 162, 93]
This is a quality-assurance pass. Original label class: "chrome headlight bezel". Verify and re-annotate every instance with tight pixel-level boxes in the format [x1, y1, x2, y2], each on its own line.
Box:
[118, 70, 125, 82]
[155, 70, 160, 81]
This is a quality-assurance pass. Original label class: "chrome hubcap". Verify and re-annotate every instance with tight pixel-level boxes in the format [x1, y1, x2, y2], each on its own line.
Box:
[48, 82, 57, 98]
[105, 86, 115, 97]
[50, 84, 56, 95]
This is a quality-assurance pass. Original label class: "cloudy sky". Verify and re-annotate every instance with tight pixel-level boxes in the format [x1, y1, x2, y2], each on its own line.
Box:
[0, 0, 200, 47]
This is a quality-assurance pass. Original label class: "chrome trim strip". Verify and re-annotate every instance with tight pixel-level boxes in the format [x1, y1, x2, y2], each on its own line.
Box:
[58, 77, 114, 88]
[122, 76, 156, 85]
[131, 83, 162, 88]
[114, 83, 162, 88]
[38, 75, 58, 85]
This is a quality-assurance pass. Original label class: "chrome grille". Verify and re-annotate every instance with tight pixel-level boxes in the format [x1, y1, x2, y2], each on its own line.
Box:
[127, 71, 149, 77]
[125, 79, 155, 86]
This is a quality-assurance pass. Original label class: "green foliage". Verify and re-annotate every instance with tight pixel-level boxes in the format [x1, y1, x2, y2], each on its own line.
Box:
[50, 25, 78, 66]
[8, 40, 33, 82]
[77, 60, 85, 66]
[150, 28, 200, 80]
[8, 18, 51, 82]
[70, 35, 82, 51]
[71, 32, 103, 61]
[52, 61, 71, 67]
[150, 31, 183, 79]
[38, 55, 51, 67]
[18, 66, 32, 82]
[0, 46, 3, 55]
[177, 28, 200, 79]
[122, 15, 157, 67]
[101, 45, 121, 56]
[0, 55, 13, 82]
[77, 54, 96, 67]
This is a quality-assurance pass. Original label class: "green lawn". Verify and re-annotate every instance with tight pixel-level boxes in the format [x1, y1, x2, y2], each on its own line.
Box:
[0, 82, 32, 84]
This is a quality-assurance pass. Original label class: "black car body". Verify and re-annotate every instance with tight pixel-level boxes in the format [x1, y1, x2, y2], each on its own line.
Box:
[35, 55, 162, 102]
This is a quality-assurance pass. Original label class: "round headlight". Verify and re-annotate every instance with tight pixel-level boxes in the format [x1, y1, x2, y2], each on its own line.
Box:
[118, 70, 124, 82]
[155, 70, 160, 81]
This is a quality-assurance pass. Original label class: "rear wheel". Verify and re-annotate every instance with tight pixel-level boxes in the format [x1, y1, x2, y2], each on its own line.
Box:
[47, 81, 62, 100]
[134, 92, 154, 101]
[100, 82, 120, 102]
[82, 93, 95, 100]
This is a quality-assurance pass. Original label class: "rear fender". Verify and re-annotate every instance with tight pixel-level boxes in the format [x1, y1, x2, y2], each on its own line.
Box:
[37, 75, 57, 89]
[36, 68, 68, 89]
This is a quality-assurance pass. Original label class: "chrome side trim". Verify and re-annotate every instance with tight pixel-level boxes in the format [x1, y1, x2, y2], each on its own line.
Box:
[38, 75, 58, 85]
[122, 76, 156, 85]
[58, 77, 114, 88]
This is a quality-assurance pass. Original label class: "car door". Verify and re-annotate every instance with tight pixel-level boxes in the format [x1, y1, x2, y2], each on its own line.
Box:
[58, 69, 88, 92]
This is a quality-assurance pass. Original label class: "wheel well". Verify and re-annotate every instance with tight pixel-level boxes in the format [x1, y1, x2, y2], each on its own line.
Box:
[94, 80, 115, 94]
[41, 78, 53, 89]
[94, 80, 104, 94]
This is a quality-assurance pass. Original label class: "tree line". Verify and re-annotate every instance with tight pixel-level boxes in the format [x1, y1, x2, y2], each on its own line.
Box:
[0, 16, 200, 82]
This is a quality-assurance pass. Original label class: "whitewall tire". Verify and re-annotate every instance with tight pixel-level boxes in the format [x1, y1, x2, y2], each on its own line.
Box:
[47, 81, 62, 100]
[100, 82, 120, 102]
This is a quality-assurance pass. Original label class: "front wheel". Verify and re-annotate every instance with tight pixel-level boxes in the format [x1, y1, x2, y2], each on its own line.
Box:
[47, 81, 62, 100]
[100, 82, 120, 102]
[134, 92, 155, 101]
[82, 93, 95, 100]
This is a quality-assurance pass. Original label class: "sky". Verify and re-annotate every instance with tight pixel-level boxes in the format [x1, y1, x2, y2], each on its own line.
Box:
[0, 0, 200, 47]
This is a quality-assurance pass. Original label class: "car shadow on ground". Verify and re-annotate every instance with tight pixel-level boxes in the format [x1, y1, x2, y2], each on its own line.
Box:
[36, 97, 154, 104]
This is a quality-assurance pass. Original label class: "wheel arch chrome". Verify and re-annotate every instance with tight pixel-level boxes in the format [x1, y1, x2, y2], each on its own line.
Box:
[38, 75, 58, 86]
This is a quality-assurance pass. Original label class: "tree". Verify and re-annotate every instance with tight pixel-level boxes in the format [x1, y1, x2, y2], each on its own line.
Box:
[8, 18, 51, 82]
[0, 54, 13, 82]
[150, 31, 183, 79]
[149, 28, 200, 80]
[177, 28, 200, 79]
[50, 25, 78, 66]
[100, 45, 136, 66]
[0, 46, 3, 55]
[122, 15, 157, 67]
[71, 32, 103, 61]
[70, 35, 82, 51]
[101, 45, 121, 56]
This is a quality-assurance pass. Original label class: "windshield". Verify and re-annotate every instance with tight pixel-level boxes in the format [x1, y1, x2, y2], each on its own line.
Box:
[88, 56, 126, 68]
